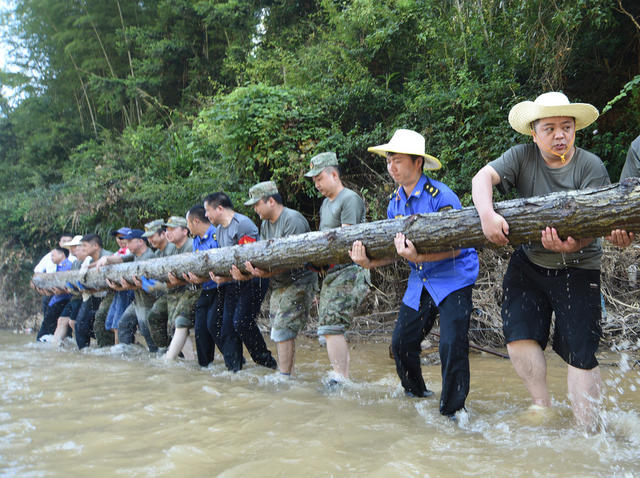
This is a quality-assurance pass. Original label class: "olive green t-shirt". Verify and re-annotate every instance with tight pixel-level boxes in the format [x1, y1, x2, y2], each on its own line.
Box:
[489, 143, 610, 269]
[319, 187, 366, 230]
[260, 207, 317, 288]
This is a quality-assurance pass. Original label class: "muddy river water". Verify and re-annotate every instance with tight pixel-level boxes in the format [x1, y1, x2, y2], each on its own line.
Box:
[1, 331, 639, 477]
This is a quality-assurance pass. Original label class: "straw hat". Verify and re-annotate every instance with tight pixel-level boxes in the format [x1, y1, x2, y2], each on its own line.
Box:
[508, 92, 599, 136]
[61, 235, 83, 247]
[368, 129, 442, 170]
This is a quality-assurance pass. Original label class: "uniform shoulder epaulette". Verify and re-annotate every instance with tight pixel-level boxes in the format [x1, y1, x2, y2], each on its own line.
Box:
[389, 187, 400, 200]
[424, 181, 439, 197]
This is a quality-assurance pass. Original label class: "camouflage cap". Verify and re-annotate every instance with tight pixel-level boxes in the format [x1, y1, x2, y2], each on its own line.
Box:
[141, 219, 164, 237]
[244, 181, 279, 206]
[304, 152, 338, 177]
[163, 216, 188, 228]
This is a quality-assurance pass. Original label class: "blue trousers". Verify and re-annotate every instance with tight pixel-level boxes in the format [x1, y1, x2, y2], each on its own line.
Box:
[194, 288, 222, 367]
[392, 285, 473, 416]
[75, 297, 102, 349]
[216, 278, 276, 372]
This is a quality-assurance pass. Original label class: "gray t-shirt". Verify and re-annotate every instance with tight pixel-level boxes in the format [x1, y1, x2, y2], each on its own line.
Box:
[489, 143, 610, 269]
[319, 187, 366, 230]
[217, 213, 259, 247]
[172, 237, 194, 256]
[260, 207, 317, 288]
[620, 135, 640, 180]
[154, 241, 177, 258]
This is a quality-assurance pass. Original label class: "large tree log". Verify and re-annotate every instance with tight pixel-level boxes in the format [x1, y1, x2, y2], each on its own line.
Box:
[32, 178, 640, 291]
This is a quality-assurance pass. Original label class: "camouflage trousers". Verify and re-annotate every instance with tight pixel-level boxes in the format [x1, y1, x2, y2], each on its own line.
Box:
[269, 280, 316, 342]
[147, 288, 199, 348]
[93, 291, 115, 347]
[317, 264, 371, 336]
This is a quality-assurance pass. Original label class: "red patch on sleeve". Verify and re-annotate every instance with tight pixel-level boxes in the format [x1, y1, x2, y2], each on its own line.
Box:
[238, 235, 257, 245]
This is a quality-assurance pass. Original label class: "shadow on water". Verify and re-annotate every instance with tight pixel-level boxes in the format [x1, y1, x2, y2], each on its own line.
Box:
[1, 331, 640, 477]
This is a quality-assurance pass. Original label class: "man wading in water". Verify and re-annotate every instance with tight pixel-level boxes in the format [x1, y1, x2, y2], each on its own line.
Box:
[305, 152, 371, 386]
[472, 92, 610, 431]
[350, 129, 478, 419]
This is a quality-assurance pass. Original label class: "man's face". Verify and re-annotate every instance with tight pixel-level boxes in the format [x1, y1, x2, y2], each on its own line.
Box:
[147, 230, 166, 249]
[252, 198, 272, 221]
[204, 202, 223, 226]
[51, 249, 65, 265]
[532, 116, 576, 157]
[312, 169, 336, 198]
[81, 241, 99, 258]
[126, 238, 144, 254]
[386, 153, 422, 187]
[166, 226, 188, 244]
[58, 236, 72, 248]
[115, 235, 127, 249]
[74, 244, 88, 261]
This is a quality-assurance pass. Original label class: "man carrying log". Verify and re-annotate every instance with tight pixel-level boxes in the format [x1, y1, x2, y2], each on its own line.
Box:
[74, 234, 113, 349]
[205, 192, 278, 372]
[350, 129, 478, 418]
[155, 215, 200, 361]
[142, 219, 176, 257]
[182, 205, 221, 367]
[230, 181, 318, 377]
[51, 235, 86, 344]
[305, 152, 371, 385]
[36, 246, 73, 341]
[102, 229, 159, 352]
[471, 92, 610, 431]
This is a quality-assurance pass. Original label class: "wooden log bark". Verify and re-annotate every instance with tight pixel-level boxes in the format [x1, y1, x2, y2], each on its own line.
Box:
[32, 178, 640, 291]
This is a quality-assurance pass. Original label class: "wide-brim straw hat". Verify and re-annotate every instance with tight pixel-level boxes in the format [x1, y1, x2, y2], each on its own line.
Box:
[508, 92, 599, 136]
[368, 129, 442, 170]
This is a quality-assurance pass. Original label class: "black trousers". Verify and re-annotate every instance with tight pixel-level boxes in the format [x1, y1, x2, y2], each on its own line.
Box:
[194, 288, 222, 367]
[75, 297, 102, 349]
[392, 285, 473, 416]
[216, 279, 276, 372]
[37, 299, 69, 340]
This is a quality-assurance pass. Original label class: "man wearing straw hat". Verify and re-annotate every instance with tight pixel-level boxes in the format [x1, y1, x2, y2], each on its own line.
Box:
[471, 92, 610, 430]
[230, 180, 318, 377]
[350, 129, 478, 418]
[305, 152, 371, 385]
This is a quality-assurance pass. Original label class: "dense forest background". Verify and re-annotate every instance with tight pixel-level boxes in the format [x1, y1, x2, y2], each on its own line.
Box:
[0, 0, 639, 321]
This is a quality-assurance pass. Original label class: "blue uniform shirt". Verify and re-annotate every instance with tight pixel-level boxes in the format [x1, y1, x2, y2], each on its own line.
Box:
[388, 174, 479, 309]
[193, 224, 219, 290]
[48, 258, 73, 306]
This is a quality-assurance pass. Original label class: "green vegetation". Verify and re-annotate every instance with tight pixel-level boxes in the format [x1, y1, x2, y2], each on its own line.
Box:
[1, 0, 639, 317]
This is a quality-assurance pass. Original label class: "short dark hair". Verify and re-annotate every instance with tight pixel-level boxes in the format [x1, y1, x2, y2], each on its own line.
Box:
[187, 205, 209, 223]
[54, 246, 69, 257]
[59, 233, 73, 240]
[204, 192, 233, 210]
[409, 154, 424, 170]
[264, 193, 283, 205]
[81, 233, 102, 248]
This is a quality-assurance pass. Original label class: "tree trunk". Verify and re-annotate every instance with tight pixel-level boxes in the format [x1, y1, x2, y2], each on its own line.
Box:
[32, 179, 640, 291]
